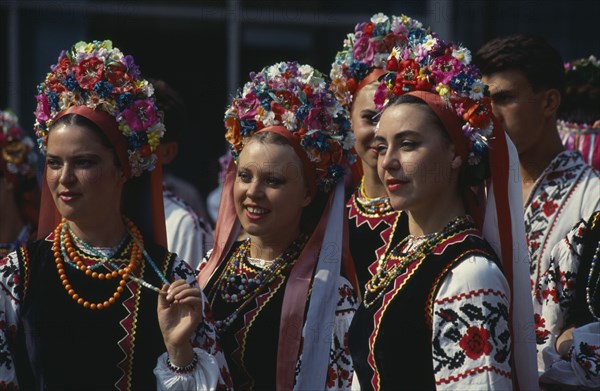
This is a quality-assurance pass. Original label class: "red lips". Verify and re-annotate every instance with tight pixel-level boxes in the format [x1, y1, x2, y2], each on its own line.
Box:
[385, 178, 407, 192]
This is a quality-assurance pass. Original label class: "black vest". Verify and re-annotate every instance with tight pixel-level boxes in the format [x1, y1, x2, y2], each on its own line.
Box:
[349, 232, 499, 390]
[15, 237, 175, 391]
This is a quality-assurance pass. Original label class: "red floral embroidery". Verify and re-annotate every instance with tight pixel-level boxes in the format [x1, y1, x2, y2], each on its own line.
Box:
[543, 201, 558, 217]
[459, 326, 492, 360]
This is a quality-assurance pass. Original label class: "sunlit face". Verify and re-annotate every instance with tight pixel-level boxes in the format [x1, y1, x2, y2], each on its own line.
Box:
[350, 83, 379, 169]
[375, 103, 458, 213]
[483, 69, 548, 155]
[234, 140, 312, 244]
[46, 124, 126, 225]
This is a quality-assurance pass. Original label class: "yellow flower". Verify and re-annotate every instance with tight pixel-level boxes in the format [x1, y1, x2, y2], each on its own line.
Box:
[436, 83, 451, 99]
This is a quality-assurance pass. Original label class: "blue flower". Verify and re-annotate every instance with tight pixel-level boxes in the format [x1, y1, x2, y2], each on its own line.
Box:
[128, 132, 147, 149]
[295, 104, 311, 121]
[374, 24, 388, 36]
[93, 80, 114, 98]
[348, 61, 370, 81]
[408, 28, 426, 44]
[240, 120, 255, 136]
[117, 92, 133, 110]
[47, 91, 59, 112]
[450, 73, 474, 95]
[64, 74, 79, 91]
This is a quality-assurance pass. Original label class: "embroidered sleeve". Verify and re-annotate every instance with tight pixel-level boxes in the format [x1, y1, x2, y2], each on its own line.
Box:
[155, 258, 233, 390]
[431, 255, 512, 390]
[536, 219, 586, 368]
[0, 251, 21, 388]
[538, 215, 600, 387]
[325, 277, 358, 391]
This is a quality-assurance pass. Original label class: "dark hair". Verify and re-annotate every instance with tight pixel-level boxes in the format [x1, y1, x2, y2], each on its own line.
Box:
[383, 94, 490, 186]
[50, 113, 120, 168]
[473, 33, 565, 97]
[150, 79, 187, 144]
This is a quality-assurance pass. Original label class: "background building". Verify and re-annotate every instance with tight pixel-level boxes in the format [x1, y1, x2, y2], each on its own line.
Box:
[2, 0, 598, 206]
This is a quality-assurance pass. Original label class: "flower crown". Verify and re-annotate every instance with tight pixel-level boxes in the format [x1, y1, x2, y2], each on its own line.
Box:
[1, 109, 38, 179]
[224, 61, 355, 193]
[374, 34, 494, 173]
[564, 55, 600, 87]
[34, 40, 165, 177]
[329, 13, 429, 108]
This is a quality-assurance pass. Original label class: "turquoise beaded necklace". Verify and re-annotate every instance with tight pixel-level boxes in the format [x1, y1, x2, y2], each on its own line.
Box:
[61, 220, 169, 294]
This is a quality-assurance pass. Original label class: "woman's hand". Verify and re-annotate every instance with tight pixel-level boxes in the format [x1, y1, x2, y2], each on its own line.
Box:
[555, 326, 575, 359]
[157, 279, 204, 366]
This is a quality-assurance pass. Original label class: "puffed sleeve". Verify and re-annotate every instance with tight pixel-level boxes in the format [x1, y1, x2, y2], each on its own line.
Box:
[0, 251, 21, 388]
[431, 255, 512, 390]
[154, 257, 233, 390]
[324, 276, 358, 391]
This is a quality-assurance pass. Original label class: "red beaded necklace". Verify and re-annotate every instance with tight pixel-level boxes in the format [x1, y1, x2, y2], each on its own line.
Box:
[52, 217, 143, 310]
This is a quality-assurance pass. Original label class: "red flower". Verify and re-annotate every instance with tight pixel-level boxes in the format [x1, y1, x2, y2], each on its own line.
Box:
[326, 366, 338, 388]
[543, 201, 558, 217]
[386, 56, 398, 71]
[270, 101, 285, 116]
[75, 57, 104, 90]
[383, 33, 407, 50]
[105, 62, 132, 94]
[459, 326, 492, 360]
[363, 22, 375, 36]
[346, 78, 357, 94]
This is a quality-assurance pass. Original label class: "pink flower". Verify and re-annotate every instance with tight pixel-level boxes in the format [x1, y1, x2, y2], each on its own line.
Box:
[431, 55, 462, 85]
[35, 94, 50, 123]
[121, 99, 159, 131]
[237, 94, 260, 121]
[353, 36, 372, 62]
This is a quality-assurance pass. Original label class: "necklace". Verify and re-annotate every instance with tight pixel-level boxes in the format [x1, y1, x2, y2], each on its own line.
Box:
[355, 177, 394, 216]
[54, 217, 169, 310]
[363, 215, 473, 308]
[213, 234, 308, 331]
[246, 256, 273, 269]
[586, 214, 600, 320]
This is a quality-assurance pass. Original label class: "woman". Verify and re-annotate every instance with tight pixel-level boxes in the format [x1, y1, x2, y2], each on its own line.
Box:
[198, 61, 358, 390]
[0, 109, 39, 258]
[330, 13, 429, 288]
[348, 34, 537, 389]
[0, 40, 228, 390]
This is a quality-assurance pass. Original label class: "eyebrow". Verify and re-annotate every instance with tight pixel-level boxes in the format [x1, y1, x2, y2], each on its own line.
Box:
[374, 130, 421, 143]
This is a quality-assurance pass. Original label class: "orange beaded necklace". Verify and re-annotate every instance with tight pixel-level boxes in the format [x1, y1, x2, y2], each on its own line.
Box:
[53, 217, 143, 310]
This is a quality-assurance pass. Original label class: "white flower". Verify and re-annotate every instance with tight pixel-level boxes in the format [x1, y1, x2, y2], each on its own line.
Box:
[469, 80, 485, 100]
[371, 13, 389, 24]
[267, 65, 280, 80]
[282, 111, 297, 130]
[452, 47, 472, 65]
[262, 111, 278, 126]
[423, 35, 437, 51]
[298, 64, 314, 83]
[343, 33, 355, 48]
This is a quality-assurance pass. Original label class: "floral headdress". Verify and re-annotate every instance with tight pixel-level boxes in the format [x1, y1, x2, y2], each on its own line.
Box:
[224, 61, 355, 193]
[1, 109, 38, 179]
[374, 33, 494, 182]
[34, 40, 165, 177]
[329, 13, 429, 108]
[558, 55, 600, 132]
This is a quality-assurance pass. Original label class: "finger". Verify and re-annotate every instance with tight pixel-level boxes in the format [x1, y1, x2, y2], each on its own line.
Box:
[158, 284, 173, 308]
[165, 282, 192, 301]
[172, 286, 201, 300]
